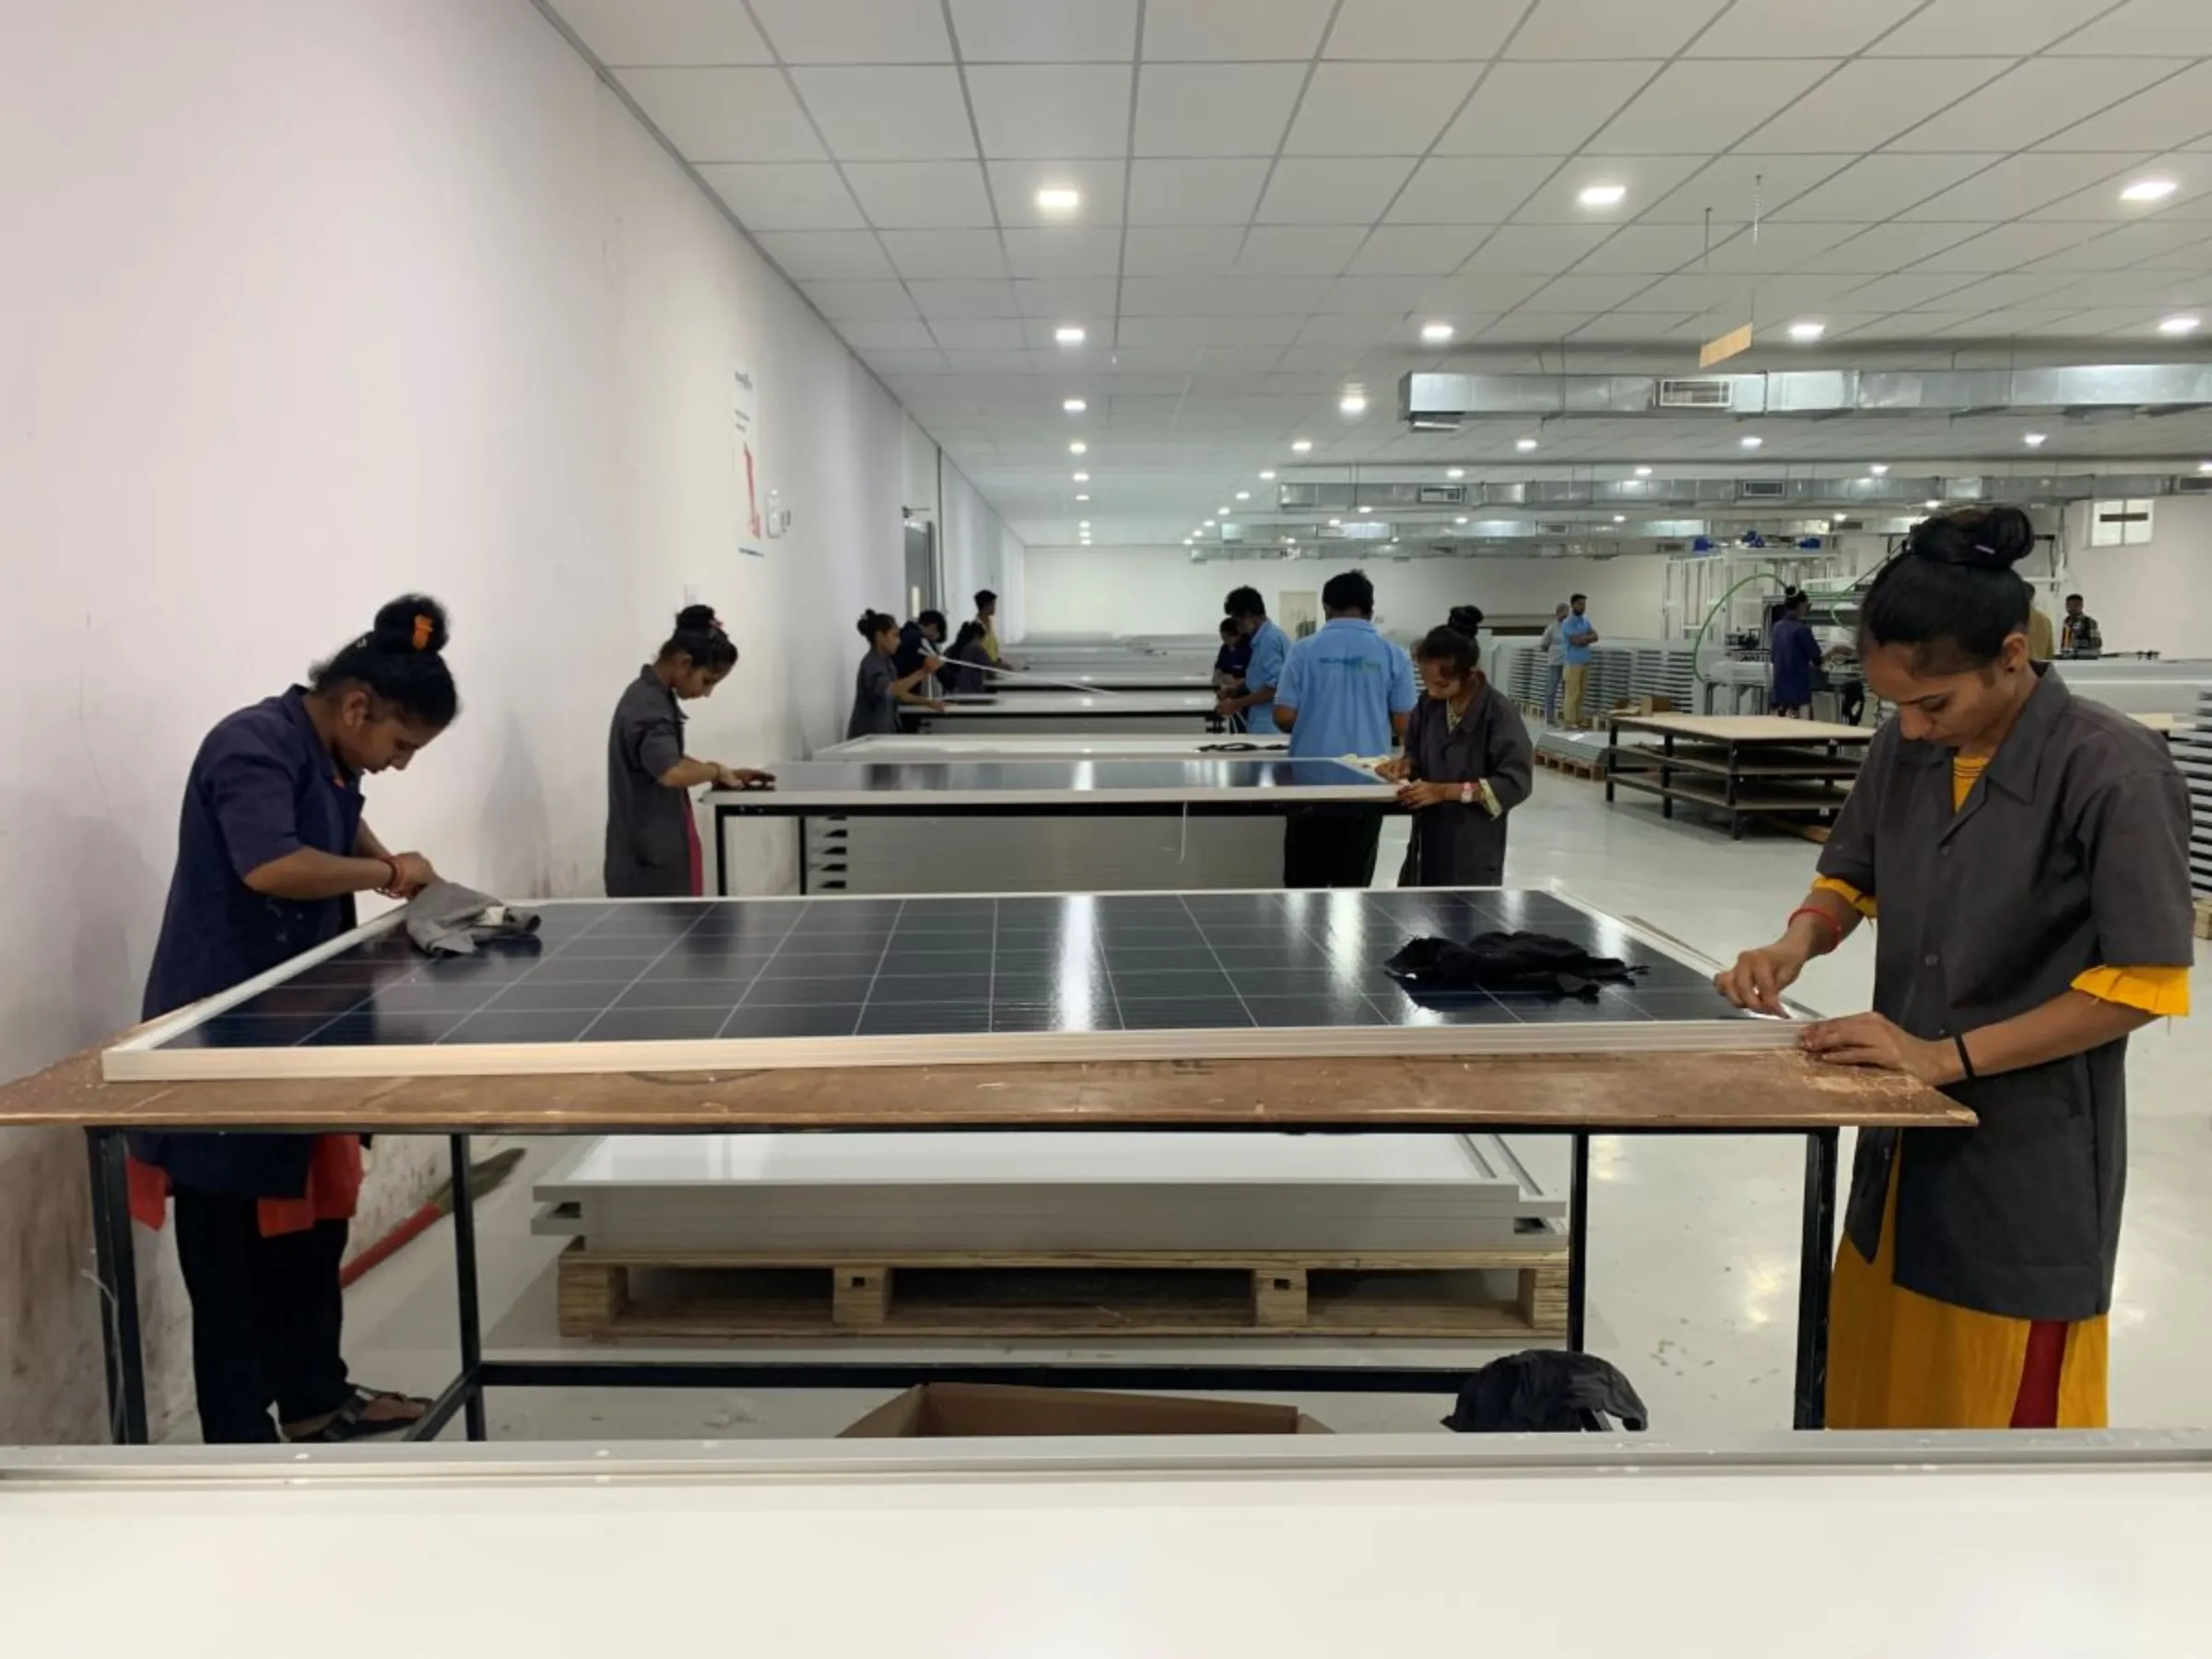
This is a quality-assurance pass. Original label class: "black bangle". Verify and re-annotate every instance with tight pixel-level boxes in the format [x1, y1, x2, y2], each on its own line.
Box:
[1953, 1032, 1977, 1081]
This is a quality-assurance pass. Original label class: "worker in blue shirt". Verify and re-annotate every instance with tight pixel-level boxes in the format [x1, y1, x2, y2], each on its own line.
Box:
[1216, 587, 1289, 733]
[1272, 569, 1418, 887]
[1559, 593, 1600, 727]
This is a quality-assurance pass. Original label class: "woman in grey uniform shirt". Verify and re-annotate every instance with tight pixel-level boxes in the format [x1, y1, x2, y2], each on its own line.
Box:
[1377, 624, 1534, 886]
[1716, 507, 2191, 1429]
[605, 606, 773, 898]
[849, 609, 944, 738]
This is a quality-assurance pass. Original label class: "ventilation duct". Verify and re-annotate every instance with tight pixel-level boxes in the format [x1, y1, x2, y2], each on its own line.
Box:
[1277, 472, 2194, 512]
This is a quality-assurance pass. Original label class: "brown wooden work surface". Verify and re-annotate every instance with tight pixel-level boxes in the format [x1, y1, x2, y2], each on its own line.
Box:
[0, 1044, 1972, 1135]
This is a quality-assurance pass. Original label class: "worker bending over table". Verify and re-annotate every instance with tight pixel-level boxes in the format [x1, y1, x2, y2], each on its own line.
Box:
[1379, 623, 1533, 886]
[1717, 506, 2191, 1430]
[850, 609, 943, 737]
[134, 597, 461, 1442]
[605, 605, 772, 899]
[1273, 569, 1416, 888]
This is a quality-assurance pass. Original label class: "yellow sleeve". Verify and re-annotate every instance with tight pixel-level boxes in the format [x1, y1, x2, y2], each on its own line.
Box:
[2071, 965, 2190, 1018]
[1811, 876, 1877, 920]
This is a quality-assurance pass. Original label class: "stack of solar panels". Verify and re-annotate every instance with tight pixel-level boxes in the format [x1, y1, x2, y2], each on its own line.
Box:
[2179, 689, 2212, 895]
[534, 1132, 1567, 1255]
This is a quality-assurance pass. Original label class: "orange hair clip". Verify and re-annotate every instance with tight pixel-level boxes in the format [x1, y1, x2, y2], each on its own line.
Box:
[411, 614, 434, 651]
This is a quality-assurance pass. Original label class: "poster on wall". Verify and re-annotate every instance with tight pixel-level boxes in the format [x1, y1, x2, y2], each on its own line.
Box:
[733, 365, 764, 558]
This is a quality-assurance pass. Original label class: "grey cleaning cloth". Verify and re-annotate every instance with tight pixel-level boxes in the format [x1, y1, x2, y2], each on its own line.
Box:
[405, 879, 543, 958]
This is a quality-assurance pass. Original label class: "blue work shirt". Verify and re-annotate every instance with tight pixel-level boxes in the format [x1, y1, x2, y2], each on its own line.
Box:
[1560, 613, 1597, 665]
[1770, 617, 1822, 708]
[137, 688, 367, 1196]
[1274, 618, 1418, 759]
[1241, 618, 1290, 729]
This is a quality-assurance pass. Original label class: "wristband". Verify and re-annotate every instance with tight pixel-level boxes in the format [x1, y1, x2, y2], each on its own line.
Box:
[1953, 1032, 1977, 1081]
[379, 854, 404, 892]
[1787, 904, 1843, 953]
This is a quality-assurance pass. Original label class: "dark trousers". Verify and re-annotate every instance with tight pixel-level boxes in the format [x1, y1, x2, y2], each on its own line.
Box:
[1283, 809, 1383, 889]
[173, 1189, 352, 1443]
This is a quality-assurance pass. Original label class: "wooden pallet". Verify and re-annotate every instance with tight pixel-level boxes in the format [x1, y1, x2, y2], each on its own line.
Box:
[556, 1241, 1570, 1342]
[1533, 750, 1602, 782]
[2194, 899, 2212, 942]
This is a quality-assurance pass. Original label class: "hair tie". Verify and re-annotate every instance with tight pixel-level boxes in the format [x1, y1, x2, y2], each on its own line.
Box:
[411, 614, 434, 651]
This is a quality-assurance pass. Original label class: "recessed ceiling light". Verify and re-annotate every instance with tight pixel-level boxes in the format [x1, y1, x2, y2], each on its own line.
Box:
[1203, 520, 1215, 528]
[1259, 470, 1276, 480]
[1358, 504, 1372, 512]
[1516, 437, 1538, 452]
[1327, 518, 1342, 527]
[2198, 461, 2212, 474]
[1281, 535, 1294, 545]
[1339, 392, 1369, 416]
[1420, 322, 1454, 344]
[1235, 490, 1251, 500]
[2122, 178, 2178, 203]
[1291, 439, 1312, 453]
[1869, 464, 1889, 476]
[2159, 314, 2201, 335]
[1445, 466, 1465, 479]
[1075, 493, 1089, 500]
[1217, 505, 1230, 514]
[1073, 473, 1090, 483]
[1054, 325, 1086, 345]
[2023, 432, 2047, 447]
[1788, 321, 1826, 342]
[1068, 440, 1088, 454]
[1739, 434, 1763, 450]
[1633, 465, 1653, 477]
[1453, 515, 1468, 525]
[1924, 499, 1944, 511]
[1613, 514, 1627, 524]
[1578, 183, 1628, 208]
[1183, 537, 1193, 545]
[1035, 186, 1081, 213]
[1078, 521, 1090, 529]
[1063, 397, 1086, 413]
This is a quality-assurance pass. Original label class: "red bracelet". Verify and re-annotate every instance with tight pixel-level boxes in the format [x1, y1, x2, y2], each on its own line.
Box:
[1788, 904, 1844, 953]
[379, 854, 404, 892]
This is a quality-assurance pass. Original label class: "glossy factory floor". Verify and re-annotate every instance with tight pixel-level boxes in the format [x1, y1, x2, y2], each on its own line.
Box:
[340, 772, 2212, 1440]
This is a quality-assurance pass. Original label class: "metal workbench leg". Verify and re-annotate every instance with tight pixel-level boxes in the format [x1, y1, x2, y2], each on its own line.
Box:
[713, 804, 730, 898]
[1793, 1128, 1840, 1430]
[85, 1128, 149, 1444]
[797, 815, 809, 897]
[1566, 1131, 1591, 1353]
[448, 1132, 488, 1441]
[1661, 734, 1675, 820]
[1605, 721, 1617, 801]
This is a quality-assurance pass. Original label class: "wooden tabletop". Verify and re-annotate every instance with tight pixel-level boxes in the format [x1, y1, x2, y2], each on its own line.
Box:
[0, 1045, 1972, 1135]
[1612, 713, 1875, 745]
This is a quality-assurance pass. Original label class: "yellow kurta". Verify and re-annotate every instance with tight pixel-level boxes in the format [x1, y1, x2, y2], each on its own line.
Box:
[1813, 755, 2186, 1430]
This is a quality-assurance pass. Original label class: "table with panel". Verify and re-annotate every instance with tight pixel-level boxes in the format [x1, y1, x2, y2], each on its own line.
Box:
[15, 886, 1970, 1444]
[817, 734, 1288, 762]
[709, 758, 1395, 896]
[1604, 713, 1874, 839]
[905, 691, 1227, 735]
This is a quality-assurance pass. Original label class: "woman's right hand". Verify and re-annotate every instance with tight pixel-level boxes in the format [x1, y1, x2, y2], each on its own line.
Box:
[385, 853, 438, 900]
[1714, 942, 1807, 1016]
[1374, 754, 1411, 782]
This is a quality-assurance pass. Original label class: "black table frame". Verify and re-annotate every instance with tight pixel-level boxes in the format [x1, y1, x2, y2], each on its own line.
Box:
[83, 1116, 1841, 1446]
[1604, 719, 1869, 841]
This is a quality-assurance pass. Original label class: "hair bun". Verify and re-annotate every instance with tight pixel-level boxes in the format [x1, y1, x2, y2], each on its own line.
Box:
[1906, 506, 2035, 571]
[1446, 605, 1483, 637]
[371, 594, 449, 654]
[676, 603, 720, 633]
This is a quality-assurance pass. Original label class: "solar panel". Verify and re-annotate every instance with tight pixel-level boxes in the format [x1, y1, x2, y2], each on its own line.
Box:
[716, 758, 1391, 806]
[106, 890, 1791, 1082]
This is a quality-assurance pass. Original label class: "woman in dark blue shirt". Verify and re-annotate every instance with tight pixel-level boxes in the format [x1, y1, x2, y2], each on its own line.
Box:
[1770, 591, 1824, 717]
[137, 596, 459, 1443]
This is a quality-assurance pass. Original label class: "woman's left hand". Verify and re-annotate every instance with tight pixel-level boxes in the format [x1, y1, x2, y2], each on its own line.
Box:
[1397, 780, 1455, 808]
[1800, 1012, 1957, 1084]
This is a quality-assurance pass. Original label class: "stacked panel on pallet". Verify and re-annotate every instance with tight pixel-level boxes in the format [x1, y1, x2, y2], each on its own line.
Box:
[2179, 690, 2212, 895]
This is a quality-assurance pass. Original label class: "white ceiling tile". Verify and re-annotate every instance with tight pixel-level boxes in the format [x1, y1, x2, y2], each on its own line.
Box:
[1609, 272, 1744, 314]
[1124, 227, 1246, 274]
[1868, 0, 2112, 56]
[2038, 63, 2212, 153]
[1700, 221, 1859, 273]
[1737, 276, 1869, 318]
[1121, 315, 1306, 347]
[878, 229, 1008, 278]
[908, 278, 1022, 318]
[1295, 315, 1400, 348]
[967, 65, 1133, 159]
[1890, 59, 2174, 154]
[2027, 217, 2212, 268]
[1458, 223, 1618, 273]
[1565, 315, 1701, 344]
[2044, 0, 2212, 54]
[1238, 226, 1369, 276]
[1832, 273, 1985, 311]
[1001, 229, 1123, 277]
[857, 347, 952, 374]
[1907, 223, 2097, 272]
[1592, 60, 1835, 153]
[804, 280, 921, 319]
[1812, 223, 1982, 272]
[1284, 64, 1482, 156]
[927, 318, 1030, 349]
[1517, 274, 1663, 312]
[934, 348, 1045, 374]
[1688, 0, 1922, 53]
[754, 229, 895, 279]
[1272, 347, 1368, 372]
[1771, 154, 1999, 220]
[1144, 0, 1335, 59]
[553, 0, 771, 65]
[1345, 226, 1490, 275]
[1121, 277, 1241, 314]
[1127, 158, 1272, 224]
[751, 0, 951, 62]
[1257, 158, 1421, 223]
[697, 164, 864, 229]
[1512, 156, 1710, 224]
[987, 159, 1129, 225]
[1134, 63, 1305, 157]
[1507, 0, 1729, 57]
[1218, 276, 1340, 314]
[1389, 158, 1560, 223]
[1318, 276, 1439, 313]
[1568, 223, 1710, 274]
[1899, 153, 2147, 220]
[618, 68, 824, 161]
[1747, 60, 2014, 152]
[948, 0, 1140, 61]
[1433, 62, 1662, 157]
[834, 318, 939, 349]
[1914, 273, 2084, 312]
[1325, 0, 1519, 58]
[1640, 155, 1852, 223]
[1011, 277, 1122, 316]
[792, 67, 975, 160]
[2024, 158, 2212, 221]
[1930, 309, 2088, 336]
[841, 161, 995, 229]
[1197, 346, 1293, 372]
[1414, 274, 1550, 314]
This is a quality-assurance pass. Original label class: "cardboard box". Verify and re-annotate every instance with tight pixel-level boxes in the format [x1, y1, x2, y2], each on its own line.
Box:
[1612, 694, 1675, 716]
[839, 1382, 1330, 1439]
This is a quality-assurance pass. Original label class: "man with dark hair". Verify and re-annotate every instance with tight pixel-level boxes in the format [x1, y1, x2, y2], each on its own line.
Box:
[1272, 569, 1417, 887]
[1218, 586, 1289, 734]
[895, 609, 948, 683]
[974, 590, 1005, 667]
[1559, 593, 1598, 727]
[2061, 593, 2102, 658]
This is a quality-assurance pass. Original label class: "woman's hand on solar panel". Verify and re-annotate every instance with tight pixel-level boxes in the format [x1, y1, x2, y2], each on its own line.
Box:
[717, 766, 776, 790]
[1374, 754, 1412, 782]
[382, 852, 437, 900]
[1798, 1012, 1953, 1084]
[1713, 942, 1806, 1016]
[1397, 780, 1456, 808]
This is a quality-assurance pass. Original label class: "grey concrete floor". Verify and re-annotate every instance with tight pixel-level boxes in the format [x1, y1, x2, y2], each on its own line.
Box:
[338, 775, 2212, 1441]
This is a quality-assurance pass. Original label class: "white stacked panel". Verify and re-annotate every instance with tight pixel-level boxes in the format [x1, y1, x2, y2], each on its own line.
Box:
[2179, 690, 2212, 895]
[801, 814, 1284, 894]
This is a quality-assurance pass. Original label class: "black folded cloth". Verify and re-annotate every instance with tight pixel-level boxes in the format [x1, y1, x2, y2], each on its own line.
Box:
[1382, 929, 1646, 1000]
[1441, 1349, 1650, 1433]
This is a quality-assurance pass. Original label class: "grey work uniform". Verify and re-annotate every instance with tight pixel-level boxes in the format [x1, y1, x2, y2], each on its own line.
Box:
[1817, 668, 2192, 1321]
[847, 649, 899, 739]
[1398, 681, 1535, 888]
[604, 666, 694, 898]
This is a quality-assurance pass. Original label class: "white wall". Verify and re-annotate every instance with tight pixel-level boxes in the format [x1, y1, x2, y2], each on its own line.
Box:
[939, 455, 1028, 637]
[0, 0, 910, 1440]
[1019, 548, 1670, 641]
[2060, 497, 2212, 659]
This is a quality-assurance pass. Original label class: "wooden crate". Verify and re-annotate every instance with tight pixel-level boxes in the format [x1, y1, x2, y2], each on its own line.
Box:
[2194, 900, 2212, 942]
[1533, 749, 1602, 782]
[556, 1241, 1569, 1343]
